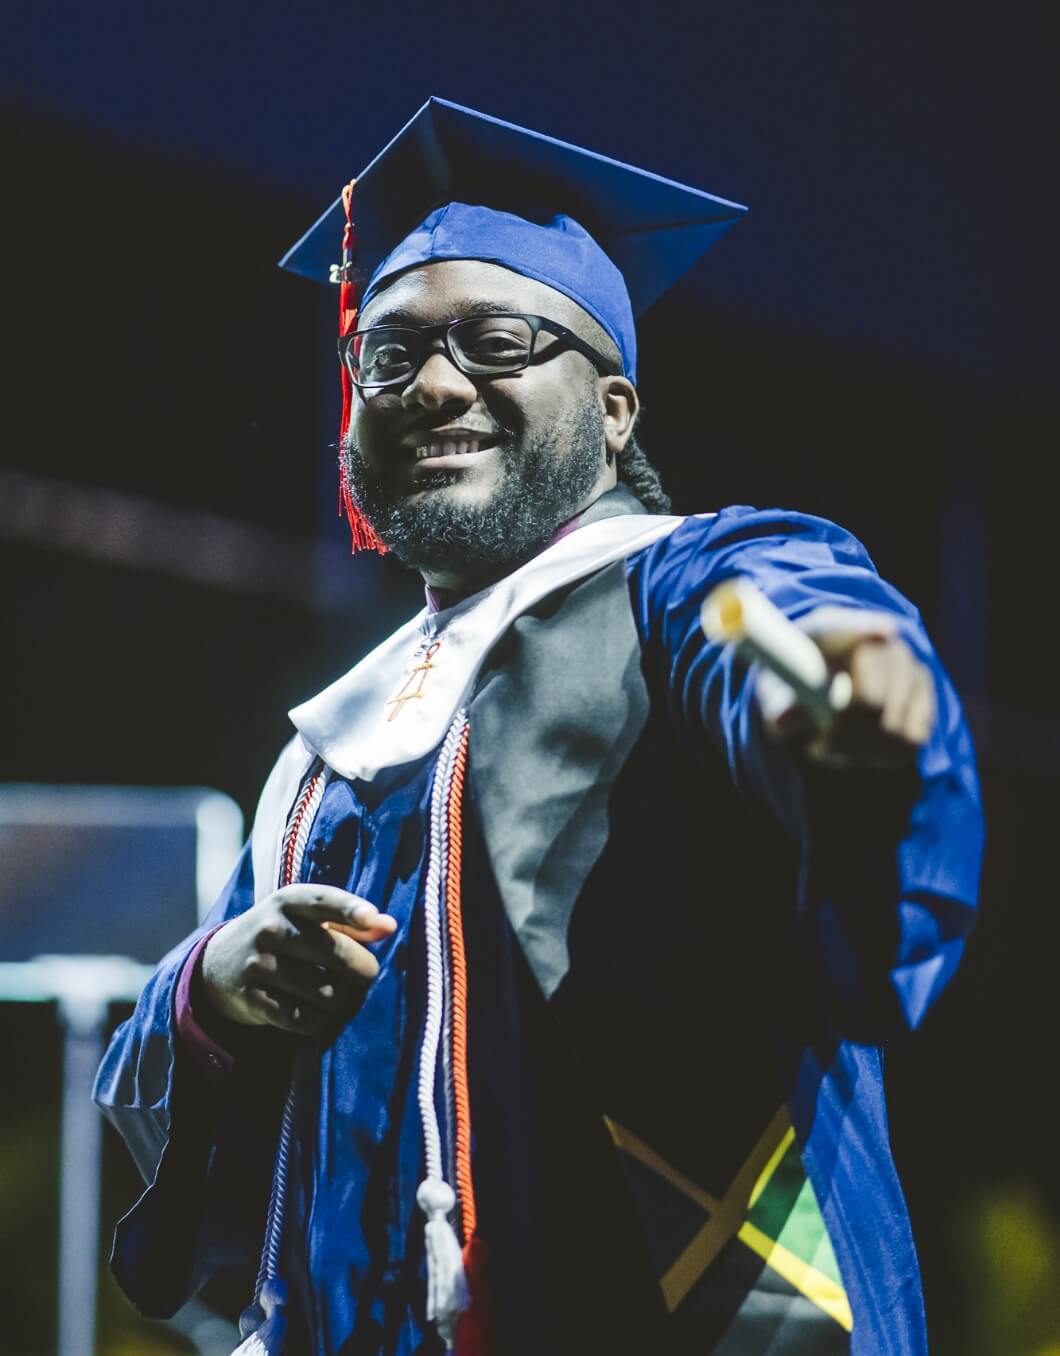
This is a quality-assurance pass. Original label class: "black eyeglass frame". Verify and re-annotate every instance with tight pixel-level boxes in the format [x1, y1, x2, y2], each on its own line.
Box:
[337, 312, 620, 390]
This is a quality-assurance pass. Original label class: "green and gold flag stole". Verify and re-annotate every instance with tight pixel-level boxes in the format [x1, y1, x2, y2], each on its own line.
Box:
[606, 1107, 852, 1352]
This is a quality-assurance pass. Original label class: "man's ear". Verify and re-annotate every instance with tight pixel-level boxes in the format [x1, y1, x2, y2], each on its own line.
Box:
[600, 377, 639, 458]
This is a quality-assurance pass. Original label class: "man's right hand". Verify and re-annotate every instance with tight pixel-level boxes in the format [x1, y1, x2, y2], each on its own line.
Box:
[200, 884, 397, 1036]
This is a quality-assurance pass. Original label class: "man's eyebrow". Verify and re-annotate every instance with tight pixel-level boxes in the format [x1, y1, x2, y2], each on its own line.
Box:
[364, 299, 529, 325]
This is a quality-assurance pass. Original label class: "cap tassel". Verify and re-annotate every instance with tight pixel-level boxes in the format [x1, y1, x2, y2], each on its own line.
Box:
[336, 179, 387, 555]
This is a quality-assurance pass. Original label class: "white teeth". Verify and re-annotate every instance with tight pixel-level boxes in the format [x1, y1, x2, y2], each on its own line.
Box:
[414, 438, 482, 460]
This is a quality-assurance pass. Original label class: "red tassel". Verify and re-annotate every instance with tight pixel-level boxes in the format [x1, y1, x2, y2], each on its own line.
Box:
[337, 179, 387, 555]
[455, 1236, 490, 1356]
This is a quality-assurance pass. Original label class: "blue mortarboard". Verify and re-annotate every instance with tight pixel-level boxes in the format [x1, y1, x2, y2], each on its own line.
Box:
[280, 97, 747, 383]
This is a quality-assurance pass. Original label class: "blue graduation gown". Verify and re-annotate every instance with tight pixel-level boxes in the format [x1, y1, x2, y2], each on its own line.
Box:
[95, 502, 983, 1355]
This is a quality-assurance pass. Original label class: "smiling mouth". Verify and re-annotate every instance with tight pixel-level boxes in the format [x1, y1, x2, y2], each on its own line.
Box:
[413, 436, 497, 461]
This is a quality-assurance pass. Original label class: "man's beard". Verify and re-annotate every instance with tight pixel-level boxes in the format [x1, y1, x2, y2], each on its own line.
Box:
[341, 394, 607, 575]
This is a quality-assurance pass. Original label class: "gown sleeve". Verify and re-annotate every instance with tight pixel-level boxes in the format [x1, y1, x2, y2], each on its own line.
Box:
[92, 840, 291, 1317]
[626, 505, 984, 1040]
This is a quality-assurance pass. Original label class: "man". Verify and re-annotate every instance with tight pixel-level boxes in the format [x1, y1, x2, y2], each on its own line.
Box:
[95, 99, 983, 1356]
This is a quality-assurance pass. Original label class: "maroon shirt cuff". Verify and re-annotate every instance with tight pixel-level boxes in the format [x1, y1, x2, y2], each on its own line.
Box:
[174, 924, 236, 1082]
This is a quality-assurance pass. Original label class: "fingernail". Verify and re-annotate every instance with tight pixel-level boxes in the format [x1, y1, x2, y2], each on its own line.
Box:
[353, 902, 377, 923]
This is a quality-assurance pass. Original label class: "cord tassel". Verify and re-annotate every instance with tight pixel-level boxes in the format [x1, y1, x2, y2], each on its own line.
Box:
[232, 1278, 288, 1356]
[417, 1179, 470, 1347]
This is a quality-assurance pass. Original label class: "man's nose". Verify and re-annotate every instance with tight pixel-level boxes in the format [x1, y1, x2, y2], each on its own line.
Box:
[400, 350, 478, 412]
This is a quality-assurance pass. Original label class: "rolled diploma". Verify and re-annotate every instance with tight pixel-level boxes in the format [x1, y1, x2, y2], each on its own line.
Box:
[700, 578, 852, 729]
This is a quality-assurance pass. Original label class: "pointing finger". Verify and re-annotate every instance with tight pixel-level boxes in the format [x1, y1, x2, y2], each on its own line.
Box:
[322, 915, 398, 943]
[848, 640, 892, 710]
[880, 656, 918, 738]
[279, 888, 395, 935]
[904, 666, 937, 745]
[258, 918, 391, 970]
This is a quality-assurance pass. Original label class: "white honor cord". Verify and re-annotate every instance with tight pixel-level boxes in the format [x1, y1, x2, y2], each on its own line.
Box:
[416, 711, 471, 1349]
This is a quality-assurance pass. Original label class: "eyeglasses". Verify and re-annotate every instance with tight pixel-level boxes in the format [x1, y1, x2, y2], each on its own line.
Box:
[338, 312, 619, 390]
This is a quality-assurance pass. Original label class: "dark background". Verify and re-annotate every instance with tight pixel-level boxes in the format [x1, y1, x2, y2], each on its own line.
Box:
[2, 3, 1058, 1352]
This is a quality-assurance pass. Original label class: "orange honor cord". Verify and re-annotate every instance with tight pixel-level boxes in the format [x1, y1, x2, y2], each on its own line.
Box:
[444, 722, 476, 1240]
[336, 179, 386, 554]
[445, 724, 491, 1356]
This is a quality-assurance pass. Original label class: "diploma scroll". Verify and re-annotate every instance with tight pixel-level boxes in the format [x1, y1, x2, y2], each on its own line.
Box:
[700, 578, 853, 730]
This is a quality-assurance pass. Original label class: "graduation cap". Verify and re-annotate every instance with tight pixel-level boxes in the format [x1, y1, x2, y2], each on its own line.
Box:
[281, 97, 746, 551]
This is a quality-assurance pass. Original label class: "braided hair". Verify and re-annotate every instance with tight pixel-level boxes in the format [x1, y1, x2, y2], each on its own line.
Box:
[617, 417, 671, 513]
